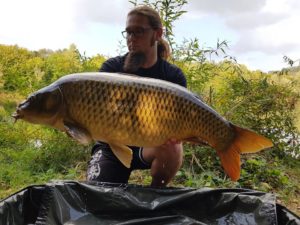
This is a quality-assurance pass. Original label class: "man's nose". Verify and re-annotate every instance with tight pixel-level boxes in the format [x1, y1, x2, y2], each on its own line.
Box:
[127, 33, 138, 40]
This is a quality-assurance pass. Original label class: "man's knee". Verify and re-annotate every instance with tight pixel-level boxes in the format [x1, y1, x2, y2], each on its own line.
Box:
[143, 143, 183, 165]
[165, 143, 183, 157]
[143, 143, 183, 186]
[158, 143, 183, 166]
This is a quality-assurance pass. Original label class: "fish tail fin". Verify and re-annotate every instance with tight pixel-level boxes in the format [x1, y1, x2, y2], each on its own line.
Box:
[217, 125, 273, 181]
[217, 144, 241, 181]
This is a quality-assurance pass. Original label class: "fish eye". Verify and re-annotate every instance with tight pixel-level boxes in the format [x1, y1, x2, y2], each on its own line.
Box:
[28, 94, 42, 104]
[28, 95, 35, 101]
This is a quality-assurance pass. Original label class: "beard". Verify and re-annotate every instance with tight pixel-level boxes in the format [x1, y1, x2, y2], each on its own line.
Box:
[123, 51, 147, 73]
[123, 35, 156, 73]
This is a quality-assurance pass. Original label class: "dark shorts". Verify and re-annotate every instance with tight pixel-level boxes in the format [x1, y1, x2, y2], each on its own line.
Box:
[86, 142, 151, 183]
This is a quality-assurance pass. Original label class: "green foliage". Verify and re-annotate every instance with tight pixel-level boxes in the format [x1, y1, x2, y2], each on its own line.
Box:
[42, 44, 82, 84]
[0, 101, 89, 198]
[0, 45, 37, 93]
[240, 156, 289, 189]
[0, 44, 106, 197]
[76, 50, 106, 72]
[211, 69, 300, 157]
[0, 44, 107, 95]
[173, 38, 231, 94]
[174, 145, 231, 188]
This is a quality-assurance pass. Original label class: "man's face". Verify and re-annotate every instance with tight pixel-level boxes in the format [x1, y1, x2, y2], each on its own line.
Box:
[125, 14, 158, 54]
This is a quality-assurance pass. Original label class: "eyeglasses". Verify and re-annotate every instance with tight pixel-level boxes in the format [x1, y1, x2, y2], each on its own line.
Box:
[121, 27, 153, 39]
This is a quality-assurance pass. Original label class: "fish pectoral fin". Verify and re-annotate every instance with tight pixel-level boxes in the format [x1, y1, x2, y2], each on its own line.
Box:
[108, 143, 133, 168]
[64, 121, 92, 145]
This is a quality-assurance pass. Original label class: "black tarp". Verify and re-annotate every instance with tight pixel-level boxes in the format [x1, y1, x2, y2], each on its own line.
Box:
[0, 181, 299, 225]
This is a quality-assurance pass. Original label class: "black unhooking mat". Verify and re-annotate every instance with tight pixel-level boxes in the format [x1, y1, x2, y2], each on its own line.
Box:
[0, 181, 299, 225]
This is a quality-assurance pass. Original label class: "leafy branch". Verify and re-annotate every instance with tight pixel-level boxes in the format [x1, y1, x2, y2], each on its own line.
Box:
[283, 55, 300, 67]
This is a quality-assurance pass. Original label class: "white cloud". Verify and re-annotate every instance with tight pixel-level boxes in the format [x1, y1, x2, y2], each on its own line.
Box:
[232, 3, 300, 55]
[186, 0, 267, 16]
[0, 0, 77, 50]
[184, 0, 300, 71]
[0, 0, 298, 72]
[225, 12, 287, 30]
[73, 0, 131, 28]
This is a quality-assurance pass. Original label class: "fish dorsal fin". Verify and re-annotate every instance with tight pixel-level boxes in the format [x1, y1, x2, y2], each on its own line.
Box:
[64, 121, 92, 145]
[108, 143, 133, 168]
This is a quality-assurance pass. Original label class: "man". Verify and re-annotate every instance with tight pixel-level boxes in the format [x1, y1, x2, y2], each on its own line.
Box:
[86, 5, 187, 187]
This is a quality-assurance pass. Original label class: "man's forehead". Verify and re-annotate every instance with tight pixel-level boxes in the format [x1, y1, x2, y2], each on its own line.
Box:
[125, 25, 148, 31]
[126, 14, 149, 28]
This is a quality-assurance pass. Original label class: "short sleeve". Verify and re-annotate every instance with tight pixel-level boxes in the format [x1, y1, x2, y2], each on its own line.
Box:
[99, 56, 124, 72]
[173, 67, 187, 88]
[165, 64, 187, 88]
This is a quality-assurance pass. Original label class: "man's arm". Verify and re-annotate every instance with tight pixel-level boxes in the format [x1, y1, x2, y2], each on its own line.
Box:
[172, 67, 187, 88]
[165, 63, 187, 88]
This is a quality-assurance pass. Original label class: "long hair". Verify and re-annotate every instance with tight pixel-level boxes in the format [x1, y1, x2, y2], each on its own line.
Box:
[128, 5, 170, 60]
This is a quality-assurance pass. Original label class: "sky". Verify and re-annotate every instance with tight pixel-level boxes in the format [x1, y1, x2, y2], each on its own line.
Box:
[0, 0, 299, 72]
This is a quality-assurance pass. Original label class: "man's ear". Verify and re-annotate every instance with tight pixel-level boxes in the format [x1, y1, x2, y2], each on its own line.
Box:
[156, 27, 163, 40]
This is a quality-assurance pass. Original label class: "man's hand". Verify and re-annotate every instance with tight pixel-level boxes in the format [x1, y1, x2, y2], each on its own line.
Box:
[161, 138, 182, 148]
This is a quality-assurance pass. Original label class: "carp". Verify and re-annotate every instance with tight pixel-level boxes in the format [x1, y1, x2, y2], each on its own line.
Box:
[13, 72, 273, 181]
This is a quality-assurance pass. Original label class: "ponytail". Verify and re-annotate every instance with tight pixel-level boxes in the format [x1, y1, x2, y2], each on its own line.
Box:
[157, 38, 171, 60]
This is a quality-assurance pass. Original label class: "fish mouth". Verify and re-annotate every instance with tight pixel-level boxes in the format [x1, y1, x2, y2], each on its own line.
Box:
[11, 100, 30, 123]
[12, 109, 24, 122]
[12, 100, 29, 122]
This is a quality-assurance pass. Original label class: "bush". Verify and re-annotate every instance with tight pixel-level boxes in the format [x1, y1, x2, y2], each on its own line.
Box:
[0, 97, 90, 198]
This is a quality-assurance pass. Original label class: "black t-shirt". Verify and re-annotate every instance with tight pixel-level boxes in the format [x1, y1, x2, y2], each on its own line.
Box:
[99, 54, 187, 88]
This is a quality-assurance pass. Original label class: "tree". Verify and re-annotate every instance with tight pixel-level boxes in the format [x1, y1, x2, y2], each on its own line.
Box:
[43, 44, 82, 84]
[0, 45, 38, 93]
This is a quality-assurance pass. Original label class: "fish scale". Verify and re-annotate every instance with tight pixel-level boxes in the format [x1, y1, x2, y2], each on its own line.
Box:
[13, 72, 273, 181]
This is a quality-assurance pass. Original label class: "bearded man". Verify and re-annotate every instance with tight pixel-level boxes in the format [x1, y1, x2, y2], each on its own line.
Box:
[86, 5, 187, 187]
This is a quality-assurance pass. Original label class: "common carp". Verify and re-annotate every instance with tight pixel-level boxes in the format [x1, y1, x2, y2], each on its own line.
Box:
[13, 72, 273, 181]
